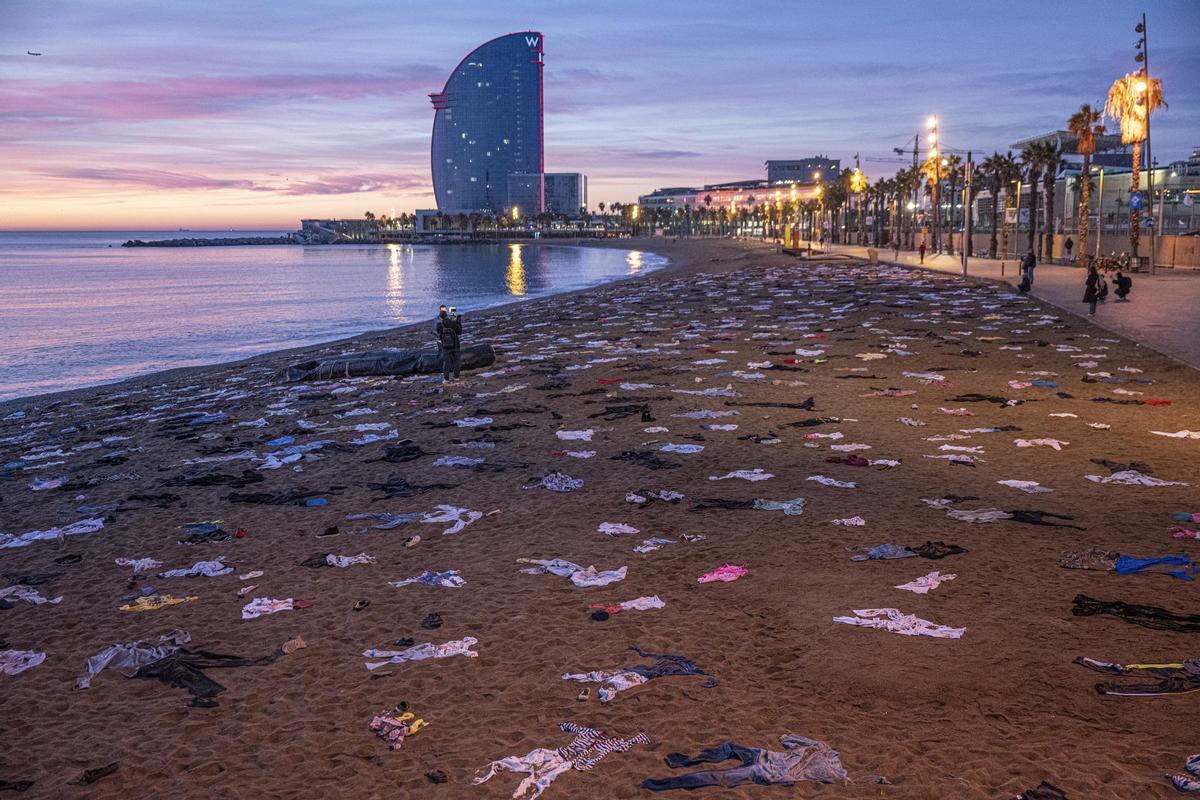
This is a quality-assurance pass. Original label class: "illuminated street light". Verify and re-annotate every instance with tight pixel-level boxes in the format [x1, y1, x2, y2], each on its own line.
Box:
[511, 206, 519, 220]
[926, 115, 937, 129]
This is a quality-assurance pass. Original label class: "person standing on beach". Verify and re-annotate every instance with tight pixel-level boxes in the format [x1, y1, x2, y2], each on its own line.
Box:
[1020, 250, 1036, 293]
[918, 241, 926, 264]
[1083, 265, 1101, 316]
[435, 305, 463, 382]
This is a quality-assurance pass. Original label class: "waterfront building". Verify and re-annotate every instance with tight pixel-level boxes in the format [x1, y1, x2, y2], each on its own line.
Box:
[766, 157, 841, 185]
[430, 32, 544, 214]
[544, 173, 587, 215]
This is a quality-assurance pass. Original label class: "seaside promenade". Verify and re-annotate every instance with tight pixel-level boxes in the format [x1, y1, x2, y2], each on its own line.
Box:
[822, 242, 1200, 371]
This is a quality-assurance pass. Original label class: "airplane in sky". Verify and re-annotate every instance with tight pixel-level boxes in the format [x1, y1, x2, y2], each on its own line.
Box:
[27, 50, 42, 56]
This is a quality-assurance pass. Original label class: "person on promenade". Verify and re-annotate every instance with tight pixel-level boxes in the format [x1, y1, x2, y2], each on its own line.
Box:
[1098, 272, 1109, 304]
[918, 241, 926, 264]
[1064, 237, 1074, 264]
[435, 305, 463, 382]
[1083, 265, 1101, 316]
[1019, 250, 1036, 294]
[1114, 270, 1132, 302]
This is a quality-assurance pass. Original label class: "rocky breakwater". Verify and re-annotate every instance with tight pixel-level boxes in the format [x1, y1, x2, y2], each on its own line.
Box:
[122, 236, 296, 247]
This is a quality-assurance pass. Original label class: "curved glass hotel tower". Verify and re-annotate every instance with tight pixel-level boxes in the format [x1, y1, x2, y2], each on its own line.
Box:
[430, 32, 544, 214]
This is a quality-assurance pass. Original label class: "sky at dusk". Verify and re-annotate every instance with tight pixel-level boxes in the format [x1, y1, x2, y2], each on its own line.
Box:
[3, 0, 1197, 230]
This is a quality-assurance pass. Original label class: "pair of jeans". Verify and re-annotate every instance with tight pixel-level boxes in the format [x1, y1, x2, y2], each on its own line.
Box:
[1089, 300, 1097, 315]
[441, 348, 461, 380]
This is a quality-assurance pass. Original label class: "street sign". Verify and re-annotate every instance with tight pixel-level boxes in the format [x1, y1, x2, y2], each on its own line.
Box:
[1143, 217, 1155, 229]
[1004, 208, 1017, 225]
[1129, 192, 1143, 210]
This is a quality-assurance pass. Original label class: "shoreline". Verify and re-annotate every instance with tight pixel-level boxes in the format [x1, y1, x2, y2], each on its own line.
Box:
[0, 238, 733, 413]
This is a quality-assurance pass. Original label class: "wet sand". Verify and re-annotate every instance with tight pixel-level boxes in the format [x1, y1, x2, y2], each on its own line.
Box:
[0, 238, 1196, 799]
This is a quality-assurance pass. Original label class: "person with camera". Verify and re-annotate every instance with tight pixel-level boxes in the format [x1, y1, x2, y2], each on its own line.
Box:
[435, 304, 463, 382]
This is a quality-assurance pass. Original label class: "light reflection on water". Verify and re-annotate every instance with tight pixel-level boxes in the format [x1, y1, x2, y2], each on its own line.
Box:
[506, 243, 526, 296]
[0, 233, 667, 401]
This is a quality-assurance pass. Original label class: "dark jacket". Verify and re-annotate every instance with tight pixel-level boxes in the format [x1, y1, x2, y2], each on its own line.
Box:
[436, 314, 462, 351]
[1022, 253, 1036, 272]
[1083, 272, 1101, 303]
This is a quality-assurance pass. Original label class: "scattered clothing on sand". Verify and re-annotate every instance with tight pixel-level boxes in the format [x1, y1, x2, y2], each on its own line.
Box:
[299, 552, 375, 568]
[0, 517, 104, 550]
[120, 594, 198, 612]
[691, 497, 805, 515]
[242, 597, 294, 619]
[158, 558, 233, 578]
[563, 645, 715, 703]
[363, 637, 479, 670]
[1058, 548, 1120, 572]
[422, 505, 483, 535]
[853, 541, 965, 561]
[597, 522, 639, 537]
[1015, 781, 1069, 800]
[369, 705, 427, 751]
[998, 480, 1053, 494]
[1074, 655, 1200, 697]
[708, 469, 773, 482]
[390, 570, 465, 589]
[698, 564, 748, 583]
[1, 649, 46, 675]
[474, 721, 649, 800]
[78, 628, 283, 700]
[0, 584, 62, 605]
[517, 559, 628, 587]
[1115, 554, 1198, 581]
[1071, 595, 1200, 633]
[1167, 754, 1200, 793]
[1085, 470, 1188, 487]
[641, 734, 852, 791]
[588, 596, 665, 614]
[806, 475, 856, 489]
[833, 608, 965, 639]
[1014, 438, 1068, 450]
[116, 557, 162, 573]
[540, 472, 584, 492]
[895, 571, 956, 594]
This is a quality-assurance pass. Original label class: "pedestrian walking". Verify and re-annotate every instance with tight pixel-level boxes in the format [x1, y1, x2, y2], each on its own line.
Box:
[918, 241, 926, 264]
[1114, 270, 1132, 301]
[1083, 265, 1101, 316]
[435, 304, 463, 382]
[1098, 273, 1109, 304]
[1064, 237, 1074, 264]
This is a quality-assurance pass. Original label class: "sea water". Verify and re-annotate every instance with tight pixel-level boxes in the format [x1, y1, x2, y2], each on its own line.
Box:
[0, 231, 666, 401]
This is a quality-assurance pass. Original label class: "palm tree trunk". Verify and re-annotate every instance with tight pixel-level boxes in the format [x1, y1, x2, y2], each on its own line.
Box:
[1026, 174, 1039, 257]
[1079, 154, 1092, 266]
[1129, 142, 1141, 258]
[1043, 176, 1056, 261]
[989, 183, 999, 258]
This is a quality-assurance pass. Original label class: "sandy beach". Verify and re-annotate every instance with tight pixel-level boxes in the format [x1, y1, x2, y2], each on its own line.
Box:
[1, 237, 1197, 799]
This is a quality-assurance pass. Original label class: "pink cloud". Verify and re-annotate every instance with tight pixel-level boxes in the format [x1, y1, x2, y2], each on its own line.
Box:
[0, 68, 442, 124]
[37, 166, 428, 196]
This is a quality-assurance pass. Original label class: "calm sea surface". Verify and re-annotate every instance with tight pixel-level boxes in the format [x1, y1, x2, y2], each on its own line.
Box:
[0, 231, 666, 401]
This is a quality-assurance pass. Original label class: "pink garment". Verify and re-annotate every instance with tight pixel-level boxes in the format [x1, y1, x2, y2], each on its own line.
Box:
[1172, 526, 1200, 540]
[698, 564, 748, 583]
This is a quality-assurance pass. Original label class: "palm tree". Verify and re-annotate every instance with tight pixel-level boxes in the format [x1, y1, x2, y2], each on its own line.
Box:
[977, 151, 1020, 258]
[1019, 143, 1050, 259]
[1105, 72, 1167, 258]
[1068, 104, 1103, 265]
[938, 155, 963, 254]
[1039, 145, 1064, 260]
